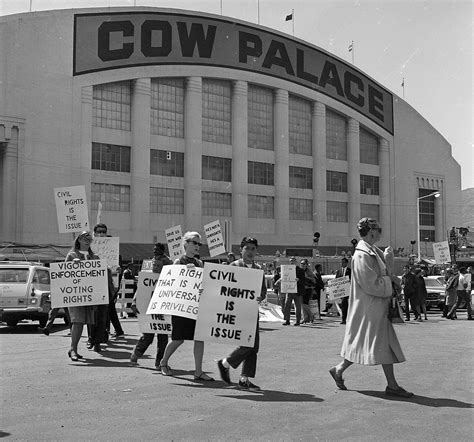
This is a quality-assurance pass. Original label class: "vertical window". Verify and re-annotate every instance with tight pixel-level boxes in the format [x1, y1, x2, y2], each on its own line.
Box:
[326, 171, 348, 192]
[289, 166, 313, 189]
[91, 143, 130, 172]
[150, 187, 184, 214]
[248, 85, 274, 150]
[93, 81, 131, 130]
[248, 195, 274, 218]
[360, 127, 379, 165]
[248, 161, 274, 185]
[150, 150, 184, 177]
[420, 230, 435, 242]
[327, 201, 348, 222]
[360, 175, 379, 195]
[289, 95, 312, 155]
[290, 198, 313, 220]
[202, 192, 232, 216]
[326, 109, 347, 160]
[202, 156, 232, 181]
[202, 79, 232, 144]
[91, 183, 130, 212]
[151, 78, 184, 138]
[419, 189, 436, 226]
[360, 203, 379, 220]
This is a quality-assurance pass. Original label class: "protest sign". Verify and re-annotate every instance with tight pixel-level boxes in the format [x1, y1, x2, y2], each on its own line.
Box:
[141, 260, 153, 271]
[165, 225, 184, 260]
[91, 236, 120, 268]
[146, 265, 202, 319]
[50, 259, 108, 308]
[194, 263, 262, 346]
[135, 271, 172, 334]
[54, 185, 90, 233]
[327, 276, 351, 300]
[432, 241, 451, 264]
[204, 220, 226, 257]
[280, 265, 297, 293]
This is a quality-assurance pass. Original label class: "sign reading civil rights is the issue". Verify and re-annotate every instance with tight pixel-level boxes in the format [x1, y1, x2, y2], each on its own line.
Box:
[194, 263, 262, 347]
[54, 185, 90, 233]
[327, 276, 351, 300]
[91, 236, 120, 268]
[204, 220, 226, 257]
[49, 259, 108, 308]
[135, 271, 172, 334]
[146, 265, 202, 320]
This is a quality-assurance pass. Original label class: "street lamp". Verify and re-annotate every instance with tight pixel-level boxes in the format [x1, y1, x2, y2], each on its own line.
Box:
[416, 191, 441, 261]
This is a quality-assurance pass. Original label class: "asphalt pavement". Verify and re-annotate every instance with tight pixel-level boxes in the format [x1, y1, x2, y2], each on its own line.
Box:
[1, 310, 473, 441]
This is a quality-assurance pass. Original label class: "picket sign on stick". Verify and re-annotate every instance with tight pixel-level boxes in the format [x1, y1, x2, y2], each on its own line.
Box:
[135, 271, 172, 334]
[327, 276, 351, 301]
[146, 265, 202, 319]
[432, 241, 451, 264]
[165, 225, 184, 260]
[49, 259, 108, 308]
[204, 220, 226, 257]
[194, 263, 262, 347]
[54, 185, 90, 233]
[91, 236, 120, 268]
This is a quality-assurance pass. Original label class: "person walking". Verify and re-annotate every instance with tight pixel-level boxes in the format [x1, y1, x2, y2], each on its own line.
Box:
[38, 307, 70, 336]
[447, 266, 473, 320]
[414, 268, 428, 321]
[313, 264, 325, 318]
[129, 242, 172, 368]
[329, 217, 413, 398]
[158, 232, 214, 381]
[443, 268, 457, 318]
[401, 265, 417, 321]
[66, 231, 99, 361]
[217, 236, 267, 391]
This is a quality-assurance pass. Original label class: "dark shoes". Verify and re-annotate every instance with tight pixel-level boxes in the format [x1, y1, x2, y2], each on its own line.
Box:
[238, 379, 261, 392]
[68, 350, 83, 361]
[329, 367, 347, 390]
[282, 321, 290, 326]
[86, 341, 93, 350]
[93, 344, 102, 353]
[194, 372, 215, 381]
[217, 360, 231, 384]
[112, 332, 125, 338]
[293, 322, 301, 326]
[38, 327, 50, 336]
[385, 386, 414, 398]
[340, 321, 346, 325]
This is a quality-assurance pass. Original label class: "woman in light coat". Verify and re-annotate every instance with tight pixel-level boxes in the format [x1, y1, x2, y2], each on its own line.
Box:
[329, 218, 413, 398]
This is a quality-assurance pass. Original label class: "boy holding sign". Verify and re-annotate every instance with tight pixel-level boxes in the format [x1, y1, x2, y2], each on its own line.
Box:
[217, 237, 266, 391]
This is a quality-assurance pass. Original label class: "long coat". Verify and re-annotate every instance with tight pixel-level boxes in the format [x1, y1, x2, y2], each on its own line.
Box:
[340, 240, 406, 365]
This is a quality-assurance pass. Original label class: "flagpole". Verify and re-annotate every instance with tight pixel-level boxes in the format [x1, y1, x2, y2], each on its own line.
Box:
[351, 40, 354, 64]
[257, 0, 260, 24]
[292, 9, 295, 36]
[29, 0, 32, 12]
[220, 0, 223, 15]
[402, 77, 405, 99]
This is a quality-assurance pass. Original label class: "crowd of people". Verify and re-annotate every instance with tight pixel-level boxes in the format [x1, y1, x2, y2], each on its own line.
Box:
[37, 217, 473, 397]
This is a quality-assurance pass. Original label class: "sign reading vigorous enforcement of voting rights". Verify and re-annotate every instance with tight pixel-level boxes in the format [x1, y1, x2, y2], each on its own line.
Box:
[280, 265, 297, 293]
[135, 271, 172, 334]
[432, 241, 451, 264]
[91, 237, 120, 268]
[194, 263, 262, 346]
[54, 185, 89, 233]
[49, 259, 108, 308]
[204, 220, 226, 257]
[165, 225, 184, 261]
[146, 265, 202, 320]
[327, 276, 351, 300]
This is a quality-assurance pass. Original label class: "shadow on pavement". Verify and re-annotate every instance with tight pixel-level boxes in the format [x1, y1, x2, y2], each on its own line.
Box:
[218, 390, 324, 402]
[358, 390, 474, 408]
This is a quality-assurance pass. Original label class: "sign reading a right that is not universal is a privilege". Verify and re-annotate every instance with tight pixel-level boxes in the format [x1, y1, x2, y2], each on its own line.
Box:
[73, 11, 393, 134]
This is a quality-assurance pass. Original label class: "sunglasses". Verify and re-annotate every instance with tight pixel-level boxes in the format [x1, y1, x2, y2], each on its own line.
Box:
[187, 240, 202, 246]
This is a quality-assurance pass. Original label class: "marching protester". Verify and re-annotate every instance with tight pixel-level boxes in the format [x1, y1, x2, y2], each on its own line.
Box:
[129, 242, 172, 368]
[401, 265, 417, 321]
[38, 306, 70, 336]
[300, 258, 316, 323]
[282, 257, 305, 326]
[447, 266, 473, 320]
[217, 236, 266, 391]
[414, 268, 428, 321]
[66, 231, 99, 361]
[158, 232, 214, 381]
[443, 268, 457, 318]
[335, 258, 351, 324]
[329, 218, 413, 398]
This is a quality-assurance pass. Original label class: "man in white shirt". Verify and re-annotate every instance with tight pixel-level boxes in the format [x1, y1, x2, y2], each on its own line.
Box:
[447, 266, 473, 320]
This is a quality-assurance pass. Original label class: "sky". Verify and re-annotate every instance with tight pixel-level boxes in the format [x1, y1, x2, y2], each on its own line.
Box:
[1, 0, 472, 189]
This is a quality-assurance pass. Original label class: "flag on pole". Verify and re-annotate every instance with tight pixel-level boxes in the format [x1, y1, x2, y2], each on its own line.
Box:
[348, 43, 353, 52]
[285, 12, 293, 21]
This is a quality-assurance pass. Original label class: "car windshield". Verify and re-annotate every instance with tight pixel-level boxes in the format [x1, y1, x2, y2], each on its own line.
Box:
[424, 278, 443, 288]
[0, 269, 30, 283]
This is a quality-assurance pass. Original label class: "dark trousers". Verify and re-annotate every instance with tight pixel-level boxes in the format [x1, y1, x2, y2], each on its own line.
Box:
[448, 291, 473, 319]
[284, 293, 302, 323]
[227, 321, 259, 378]
[88, 304, 109, 345]
[134, 333, 169, 365]
[340, 297, 349, 322]
[404, 294, 412, 319]
[107, 300, 124, 335]
[44, 307, 70, 330]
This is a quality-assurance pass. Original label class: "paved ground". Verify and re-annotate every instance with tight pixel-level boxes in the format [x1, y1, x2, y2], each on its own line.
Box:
[1, 310, 473, 441]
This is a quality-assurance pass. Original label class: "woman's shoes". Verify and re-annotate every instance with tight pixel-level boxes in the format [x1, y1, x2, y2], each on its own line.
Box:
[194, 372, 215, 381]
[68, 350, 79, 361]
[160, 364, 173, 376]
[385, 386, 414, 398]
[329, 367, 347, 390]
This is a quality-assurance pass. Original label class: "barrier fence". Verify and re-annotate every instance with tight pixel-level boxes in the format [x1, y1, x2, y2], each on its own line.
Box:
[116, 278, 135, 318]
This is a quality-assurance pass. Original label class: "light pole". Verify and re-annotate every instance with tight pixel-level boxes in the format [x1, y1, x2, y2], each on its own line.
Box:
[416, 191, 440, 261]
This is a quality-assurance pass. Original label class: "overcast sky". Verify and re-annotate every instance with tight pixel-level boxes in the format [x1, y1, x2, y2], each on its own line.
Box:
[1, 0, 472, 189]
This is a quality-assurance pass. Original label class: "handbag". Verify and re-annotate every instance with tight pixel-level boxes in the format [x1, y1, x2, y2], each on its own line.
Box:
[388, 282, 404, 323]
